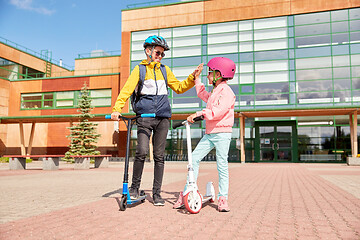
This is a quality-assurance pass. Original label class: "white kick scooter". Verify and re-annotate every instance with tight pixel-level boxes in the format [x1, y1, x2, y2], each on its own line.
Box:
[173, 116, 216, 214]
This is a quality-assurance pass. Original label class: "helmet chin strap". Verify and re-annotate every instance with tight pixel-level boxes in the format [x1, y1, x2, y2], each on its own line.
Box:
[212, 71, 222, 86]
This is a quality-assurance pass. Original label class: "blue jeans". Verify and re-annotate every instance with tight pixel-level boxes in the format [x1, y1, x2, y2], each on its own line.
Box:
[185, 132, 232, 199]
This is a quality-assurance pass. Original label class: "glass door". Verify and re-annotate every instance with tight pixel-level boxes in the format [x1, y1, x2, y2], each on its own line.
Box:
[255, 121, 298, 162]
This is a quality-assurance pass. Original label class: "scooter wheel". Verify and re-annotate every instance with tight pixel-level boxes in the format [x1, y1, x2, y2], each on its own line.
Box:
[184, 190, 202, 214]
[120, 196, 127, 211]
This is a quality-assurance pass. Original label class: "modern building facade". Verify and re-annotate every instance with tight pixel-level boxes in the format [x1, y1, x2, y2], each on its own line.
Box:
[1, 0, 360, 163]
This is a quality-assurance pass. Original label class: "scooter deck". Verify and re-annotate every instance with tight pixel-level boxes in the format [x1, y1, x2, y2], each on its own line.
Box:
[126, 190, 146, 204]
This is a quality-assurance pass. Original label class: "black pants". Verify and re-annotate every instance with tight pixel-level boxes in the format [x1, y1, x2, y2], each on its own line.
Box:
[131, 117, 170, 195]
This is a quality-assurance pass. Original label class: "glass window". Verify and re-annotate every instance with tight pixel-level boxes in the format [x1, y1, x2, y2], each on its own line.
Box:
[131, 41, 144, 52]
[172, 66, 197, 76]
[172, 56, 202, 67]
[254, 49, 288, 61]
[350, 20, 360, 31]
[295, 35, 331, 48]
[241, 85, 253, 93]
[334, 78, 351, 90]
[208, 42, 238, 54]
[296, 57, 331, 69]
[255, 60, 288, 72]
[332, 21, 349, 33]
[208, 21, 238, 34]
[239, 31, 253, 41]
[240, 73, 254, 84]
[21, 93, 42, 109]
[173, 36, 201, 47]
[240, 52, 253, 62]
[56, 100, 73, 107]
[353, 78, 360, 89]
[294, 12, 330, 25]
[295, 23, 330, 36]
[255, 71, 288, 83]
[333, 55, 350, 67]
[255, 94, 288, 105]
[132, 30, 158, 41]
[90, 89, 111, 98]
[240, 95, 254, 106]
[173, 46, 201, 57]
[332, 33, 349, 45]
[298, 91, 334, 104]
[239, 62, 253, 73]
[56, 91, 74, 99]
[208, 32, 237, 44]
[254, 17, 287, 29]
[333, 67, 350, 78]
[254, 39, 288, 51]
[254, 28, 287, 40]
[159, 28, 172, 39]
[332, 45, 349, 55]
[350, 32, 360, 43]
[350, 8, 360, 20]
[239, 20, 253, 31]
[297, 80, 333, 92]
[239, 42, 253, 52]
[255, 82, 289, 94]
[295, 46, 331, 58]
[131, 51, 145, 61]
[92, 98, 111, 106]
[296, 68, 332, 80]
[173, 25, 201, 37]
[331, 9, 349, 22]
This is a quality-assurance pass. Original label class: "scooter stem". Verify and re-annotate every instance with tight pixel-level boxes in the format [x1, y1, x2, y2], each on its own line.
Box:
[185, 121, 195, 183]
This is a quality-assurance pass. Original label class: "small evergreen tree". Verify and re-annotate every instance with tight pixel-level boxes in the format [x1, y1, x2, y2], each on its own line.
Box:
[63, 83, 100, 161]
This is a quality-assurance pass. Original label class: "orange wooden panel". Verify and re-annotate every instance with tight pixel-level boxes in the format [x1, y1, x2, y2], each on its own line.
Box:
[89, 74, 117, 89]
[47, 122, 70, 147]
[8, 80, 42, 116]
[42, 77, 89, 92]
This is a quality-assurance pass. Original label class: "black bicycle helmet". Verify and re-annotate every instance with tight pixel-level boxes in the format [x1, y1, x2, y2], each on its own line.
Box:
[143, 35, 170, 51]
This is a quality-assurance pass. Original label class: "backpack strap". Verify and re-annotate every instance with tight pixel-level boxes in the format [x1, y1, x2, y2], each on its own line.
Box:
[137, 64, 146, 97]
[159, 64, 168, 94]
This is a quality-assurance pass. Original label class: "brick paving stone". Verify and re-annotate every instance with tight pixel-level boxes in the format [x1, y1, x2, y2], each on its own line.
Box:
[0, 162, 359, 239]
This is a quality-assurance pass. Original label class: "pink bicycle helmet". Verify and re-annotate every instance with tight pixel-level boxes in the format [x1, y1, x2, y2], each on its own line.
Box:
[207, 57, 236, 79]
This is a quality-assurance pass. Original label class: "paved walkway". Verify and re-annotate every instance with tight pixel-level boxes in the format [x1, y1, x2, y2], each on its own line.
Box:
[0, 161, 359, 239]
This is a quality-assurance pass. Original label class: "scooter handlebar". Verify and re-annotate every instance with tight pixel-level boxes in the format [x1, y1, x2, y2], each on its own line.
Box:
[105, 113, 156, 120]
[172, 115, 204, 129]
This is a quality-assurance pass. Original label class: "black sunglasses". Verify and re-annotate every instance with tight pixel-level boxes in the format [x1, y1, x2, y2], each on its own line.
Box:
[154, 50, 165, 58]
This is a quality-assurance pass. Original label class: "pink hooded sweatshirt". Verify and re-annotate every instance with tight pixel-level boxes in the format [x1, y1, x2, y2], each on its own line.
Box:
[195, 78, 235, 134]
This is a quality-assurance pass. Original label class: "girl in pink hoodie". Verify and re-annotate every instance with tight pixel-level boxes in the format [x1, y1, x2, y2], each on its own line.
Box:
[173, 57, 236, 212]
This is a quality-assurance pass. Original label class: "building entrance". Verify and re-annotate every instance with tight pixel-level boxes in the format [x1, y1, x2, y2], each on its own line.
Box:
[254, 121, 298, 162]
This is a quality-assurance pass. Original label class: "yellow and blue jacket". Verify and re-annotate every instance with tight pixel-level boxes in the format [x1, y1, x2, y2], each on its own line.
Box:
[113, 60, 195, 118]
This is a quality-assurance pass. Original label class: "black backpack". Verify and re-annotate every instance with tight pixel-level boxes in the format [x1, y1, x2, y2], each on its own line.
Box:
[130, 64, 168, 113]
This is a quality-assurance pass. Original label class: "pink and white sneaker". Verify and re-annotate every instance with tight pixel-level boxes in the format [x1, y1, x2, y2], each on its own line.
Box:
[173, 192, 184, 209]
[218, 196, 230, 212]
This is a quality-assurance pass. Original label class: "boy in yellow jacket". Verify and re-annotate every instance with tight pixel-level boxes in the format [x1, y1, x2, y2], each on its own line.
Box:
[111, 35, 202, 206]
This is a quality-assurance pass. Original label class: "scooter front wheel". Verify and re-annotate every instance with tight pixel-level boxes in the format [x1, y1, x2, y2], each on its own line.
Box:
[120, 195, 127, 211]
[184, 190, 202, 214]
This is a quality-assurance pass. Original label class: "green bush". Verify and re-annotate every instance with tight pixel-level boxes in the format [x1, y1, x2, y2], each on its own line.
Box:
[0, 157, 9, 163]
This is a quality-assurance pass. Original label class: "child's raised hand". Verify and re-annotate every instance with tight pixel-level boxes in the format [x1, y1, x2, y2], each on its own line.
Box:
[187, 113, 197, 123]
[192, 63, 204, 79]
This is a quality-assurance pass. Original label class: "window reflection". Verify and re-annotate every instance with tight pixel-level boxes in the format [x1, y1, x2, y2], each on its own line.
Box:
[295, 12, 330, 25]
[255, 82, 289, 94]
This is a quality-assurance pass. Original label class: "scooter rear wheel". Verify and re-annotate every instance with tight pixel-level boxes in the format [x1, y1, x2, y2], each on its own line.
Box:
[184, 190, 202, 214]
[120, 195, 127, 211]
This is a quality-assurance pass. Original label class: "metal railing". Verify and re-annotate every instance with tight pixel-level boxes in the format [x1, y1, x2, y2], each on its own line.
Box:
[0, 36, 74, 70]
[76, 50, 121, 59]
[126, 0, 185, 9]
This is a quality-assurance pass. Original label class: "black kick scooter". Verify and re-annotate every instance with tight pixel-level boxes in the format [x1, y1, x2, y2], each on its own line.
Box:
[106, 113, 155, 211]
